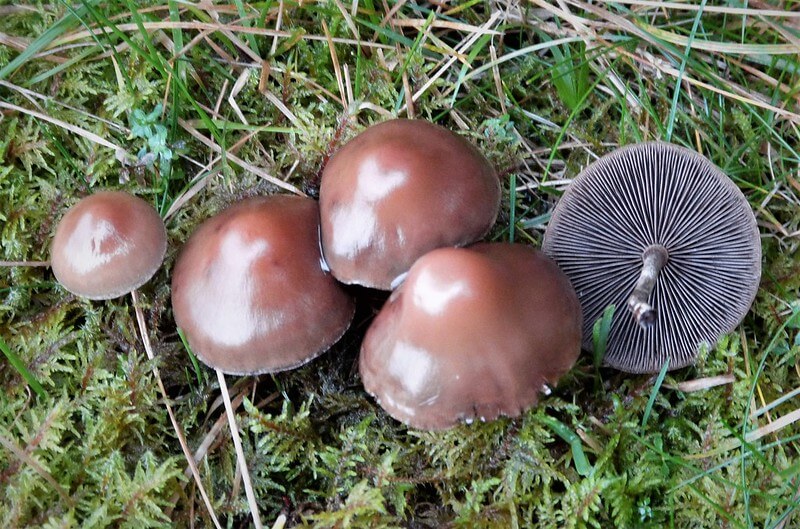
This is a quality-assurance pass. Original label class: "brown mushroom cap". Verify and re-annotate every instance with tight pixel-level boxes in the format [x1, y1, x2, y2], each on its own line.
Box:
[171, 195, 355, 375]
[50, 191, 167, 300]
[319, 119, 501, 290]
[542, 142, 761, 373]
[359, 243, 582, 430]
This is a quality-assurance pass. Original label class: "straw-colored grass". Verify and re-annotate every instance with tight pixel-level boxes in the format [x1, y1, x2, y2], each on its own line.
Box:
[1, 1, 799, 527]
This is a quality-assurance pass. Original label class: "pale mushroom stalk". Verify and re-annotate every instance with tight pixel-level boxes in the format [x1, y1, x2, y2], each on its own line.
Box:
[171, 195, 354, 524]
[50, 191, 223, 525]
[627, 244, 668, 329]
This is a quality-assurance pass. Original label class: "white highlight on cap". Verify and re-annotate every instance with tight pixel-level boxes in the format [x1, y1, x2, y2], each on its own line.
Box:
[329, 156, 407, 258]
[382, 392, 417, 418]
[188, 231, 282, 347]
[389, 341, 435, 397]
[411, 267, 469, 316]
[64, 214, 131, 274]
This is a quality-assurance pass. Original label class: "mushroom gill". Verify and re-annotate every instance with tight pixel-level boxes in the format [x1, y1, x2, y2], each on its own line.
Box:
[542, 142, 761, 373]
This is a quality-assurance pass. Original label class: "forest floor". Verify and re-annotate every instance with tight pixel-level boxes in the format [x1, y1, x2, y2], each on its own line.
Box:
[1, 1, 800, 528]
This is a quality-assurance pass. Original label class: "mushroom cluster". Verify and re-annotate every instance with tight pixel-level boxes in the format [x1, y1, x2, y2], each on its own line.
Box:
[48, 118, 585, 432]
[48, 123, 759, 433]
[318, 119, 582, 429]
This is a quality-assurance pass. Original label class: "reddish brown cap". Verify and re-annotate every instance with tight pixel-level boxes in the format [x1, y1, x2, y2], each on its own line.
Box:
[359, 243, 582, 430]
[171, 195, 355, 375]
[50, 191, 167, 300]
[319, 119, 500, 290]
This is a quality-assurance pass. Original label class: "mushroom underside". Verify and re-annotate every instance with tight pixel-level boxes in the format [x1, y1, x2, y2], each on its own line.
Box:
[542, 142, 761, 373]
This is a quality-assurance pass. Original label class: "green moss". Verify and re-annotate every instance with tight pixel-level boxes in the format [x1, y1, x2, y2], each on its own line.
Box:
[1, 1, 799, 527]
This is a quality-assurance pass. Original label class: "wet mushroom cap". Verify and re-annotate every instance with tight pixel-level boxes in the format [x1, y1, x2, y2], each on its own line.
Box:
[542, 142, 761, 373]
[50, 191, 167, 300]
[360, 243, 582, 430]
[171, 195, 355, 375]
[319, 119, 501, 290]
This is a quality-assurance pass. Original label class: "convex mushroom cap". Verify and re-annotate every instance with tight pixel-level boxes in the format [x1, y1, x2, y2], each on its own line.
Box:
[319, 119, 501, 290]
[50, 191, 167, 299]
[171, 195, 355, 375]
[542, 142, 761, 373]
[360, 243, 582, 430]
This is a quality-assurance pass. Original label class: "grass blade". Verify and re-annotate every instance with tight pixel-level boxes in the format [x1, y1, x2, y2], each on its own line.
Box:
[0, 3, 90, 80]
[0, 334, 46, 399]
[641, 358, 671, 430]
[592, 304, 615, 370]
[538, 414, 592, 477]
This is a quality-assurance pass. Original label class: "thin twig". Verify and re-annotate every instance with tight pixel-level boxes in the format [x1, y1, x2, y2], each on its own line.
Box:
[216, 369, 263, 529]
[131, 290, 223, 529]
[0, 101, 131, 160]
[0, 261, 50, 267]
[0, 432, 73, 505]
[178, 118, 305, 196]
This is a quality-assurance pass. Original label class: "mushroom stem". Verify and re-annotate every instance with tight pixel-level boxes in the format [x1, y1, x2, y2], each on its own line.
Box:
[627, 245, 668, 329]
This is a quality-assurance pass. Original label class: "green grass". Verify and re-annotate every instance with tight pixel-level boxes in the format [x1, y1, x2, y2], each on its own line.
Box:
[1, 1, 800, 527]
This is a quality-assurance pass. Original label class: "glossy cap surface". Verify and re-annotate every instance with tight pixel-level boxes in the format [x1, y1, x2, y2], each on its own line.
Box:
[319, 119, 500, 290]
[171, 195, 355, 375]
[360, 243, 582, 430]
[50, 191, 167, 299]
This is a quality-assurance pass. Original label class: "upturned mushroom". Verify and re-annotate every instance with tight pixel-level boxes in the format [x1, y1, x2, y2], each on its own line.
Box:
[542, 142, 761, 373]
[319, 119, 501, 290]
[50, 190, 167, 299]
[359, 243, 582, 430]
[171, 195, 355, 375]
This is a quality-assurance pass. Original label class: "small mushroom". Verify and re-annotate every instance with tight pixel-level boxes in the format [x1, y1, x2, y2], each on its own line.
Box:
[319, 119, 501, 290]
[542, 142, 761, 373]
[359, 243, 582, 430]
[171, 195, 355, 375]
[50, 191, 167, 299]
[50, 191, 221, 525]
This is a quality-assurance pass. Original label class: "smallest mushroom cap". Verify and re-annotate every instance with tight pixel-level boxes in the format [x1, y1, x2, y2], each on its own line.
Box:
[50, 191, 167, 300]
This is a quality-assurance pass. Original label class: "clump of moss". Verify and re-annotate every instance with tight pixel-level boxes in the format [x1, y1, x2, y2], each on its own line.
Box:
[1, 1, 799, 527]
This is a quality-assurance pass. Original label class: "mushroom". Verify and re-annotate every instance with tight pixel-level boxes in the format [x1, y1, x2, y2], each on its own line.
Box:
[542, 142, 761, 373]
[174, 194, 354, 529]
[171, 195, 355, 375]
[319, 119, 501, 290]
[359, 243, 582, 430]
[50, 191, 222, 526]
[50, 190, 167, 299]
